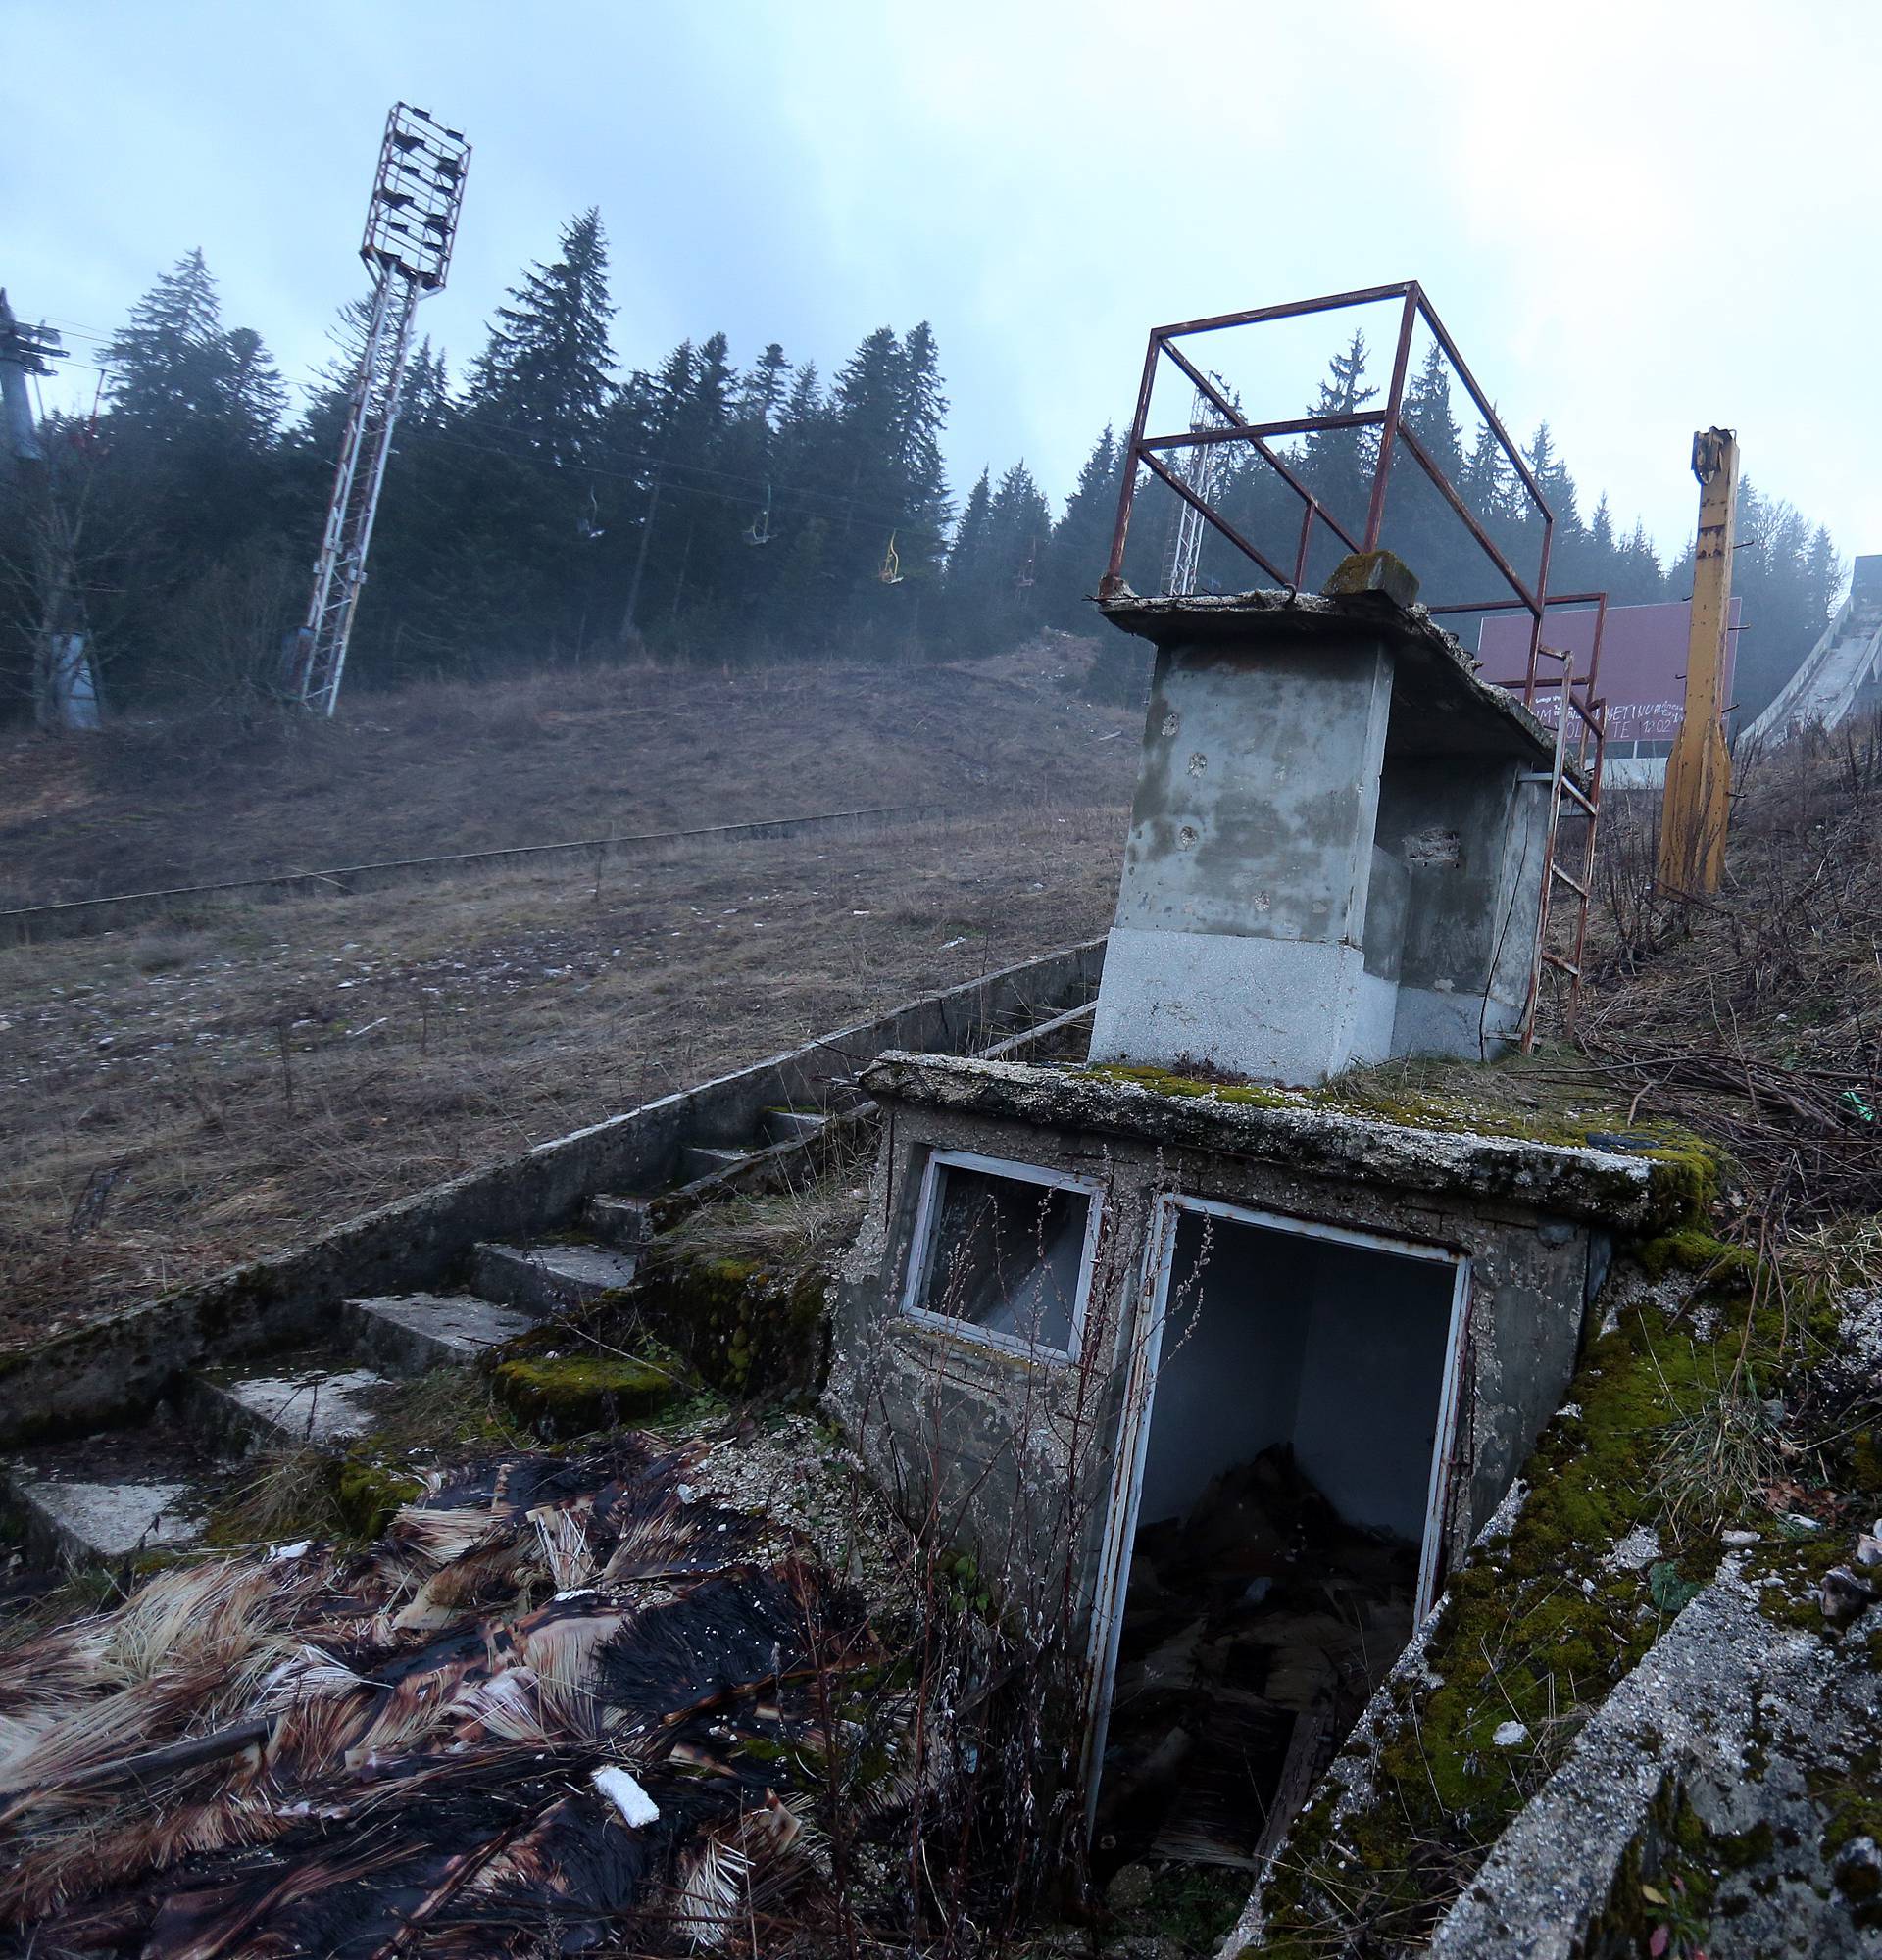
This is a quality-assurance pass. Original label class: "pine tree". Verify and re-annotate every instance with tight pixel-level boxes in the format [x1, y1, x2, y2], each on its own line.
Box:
[949, 469, 994, 584]
[1300, 330, 1378, 536]
[1590, 493, 1615, 559]
[1384, 343, 1464, 588]
[736, 343, 790, 425]
[829, 326, 905, 594]
[1620, 519, 1662, 600]
[1805, 524, 1842, 625]
[989, 462, 1051, 613]
[218, 328, 282, 444]
[1524, 422, 1581, 536]
[104, 249, 233, 438]
[1403, 342, 1461, 480]
[780, 362, 822, 431]
[470, 207, 616, 466]
[890, 322, 951, 582]
[943, 467, 996, 648]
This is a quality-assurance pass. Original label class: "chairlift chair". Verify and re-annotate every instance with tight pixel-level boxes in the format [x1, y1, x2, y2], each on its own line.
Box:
[878, 531, 905, 585]
[744, 482, 772, 547]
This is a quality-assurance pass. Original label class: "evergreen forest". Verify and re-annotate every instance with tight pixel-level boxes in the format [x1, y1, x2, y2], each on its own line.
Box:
[1, 212, 1847, 725]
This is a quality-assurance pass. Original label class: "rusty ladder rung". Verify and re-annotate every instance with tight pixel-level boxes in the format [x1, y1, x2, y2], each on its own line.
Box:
[1549, 864, 1590, 900]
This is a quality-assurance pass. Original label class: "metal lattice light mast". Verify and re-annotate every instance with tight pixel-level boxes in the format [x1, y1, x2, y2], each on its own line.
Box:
[284, 103, 470, 715]
[1161, 386, 1228, 597]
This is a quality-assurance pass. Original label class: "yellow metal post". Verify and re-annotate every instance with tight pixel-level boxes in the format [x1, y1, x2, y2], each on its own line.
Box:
[1659, 427, 1739, 896]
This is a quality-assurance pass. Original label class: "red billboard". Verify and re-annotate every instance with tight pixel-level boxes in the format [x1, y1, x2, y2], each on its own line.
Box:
[1477, 600, 1744, 744]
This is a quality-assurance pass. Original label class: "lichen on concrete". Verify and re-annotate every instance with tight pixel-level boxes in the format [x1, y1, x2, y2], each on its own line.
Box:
[1227, 1245, 1878, 1958]
[862, 1049, 1676, 1228]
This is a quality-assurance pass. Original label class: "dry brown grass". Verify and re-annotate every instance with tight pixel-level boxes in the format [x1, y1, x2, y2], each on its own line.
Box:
[0, 640, 1137, 1350]
[1563, 711, 1882, 1227]
[0, 804, 1125, 1349]
[0, 638, 1130, 911]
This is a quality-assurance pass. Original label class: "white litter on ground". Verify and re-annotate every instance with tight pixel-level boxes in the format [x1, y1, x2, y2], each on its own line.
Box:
[591, 1765, 660, 1828]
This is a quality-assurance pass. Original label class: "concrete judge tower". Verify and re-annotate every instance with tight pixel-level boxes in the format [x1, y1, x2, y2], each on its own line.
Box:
[1086, 554, 1560, 1085]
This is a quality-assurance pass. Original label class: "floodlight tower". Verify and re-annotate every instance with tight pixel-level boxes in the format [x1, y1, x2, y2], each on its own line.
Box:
[1161, 387, 1228, 597]
[284, 103, 470, 715]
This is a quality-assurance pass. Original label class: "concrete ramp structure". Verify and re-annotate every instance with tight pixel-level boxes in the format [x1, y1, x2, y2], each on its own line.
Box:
[1742, 552, 1882, 746]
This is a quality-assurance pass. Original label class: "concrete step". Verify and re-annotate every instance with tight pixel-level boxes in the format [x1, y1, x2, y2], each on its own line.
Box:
[186, 1354, 404, 1451]
[680, 1144, 751, 1182]
[2, 1427, 217, 1566]
[585, 1193, 654, 1251]
[340, 1292, 535, 1374]
[760, 1106, 827, 1147]
[470, 1240, 641, 1316]
[11, 1476, 206, 1566]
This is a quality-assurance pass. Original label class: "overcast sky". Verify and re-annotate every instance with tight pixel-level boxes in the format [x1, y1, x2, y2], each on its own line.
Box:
[8, 0, 1878, 574]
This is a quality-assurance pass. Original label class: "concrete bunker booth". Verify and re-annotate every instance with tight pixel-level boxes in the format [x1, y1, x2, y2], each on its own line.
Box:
[828, 575, 1658, 1867]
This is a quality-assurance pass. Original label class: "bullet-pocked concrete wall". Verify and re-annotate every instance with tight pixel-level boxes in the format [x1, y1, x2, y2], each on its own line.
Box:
[1086, 605, 1558, 1083]
[1091, 636, 1398, 1083]
[828, 1076, 1607, 1637]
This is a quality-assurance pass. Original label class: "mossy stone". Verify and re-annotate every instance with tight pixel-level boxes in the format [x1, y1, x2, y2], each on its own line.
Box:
[491, 1351, 689, 1439]
[336, 1461, 423, 1539]
[630, 1252, 827, 1399]
[1634, 1228, 1760, 1287]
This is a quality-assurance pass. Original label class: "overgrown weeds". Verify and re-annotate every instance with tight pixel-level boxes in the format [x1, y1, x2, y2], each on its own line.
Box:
[1568, 713, 1882, 1230]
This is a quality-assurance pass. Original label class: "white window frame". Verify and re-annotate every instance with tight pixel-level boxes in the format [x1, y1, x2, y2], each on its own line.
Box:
[899, 1148, 1106, 1366]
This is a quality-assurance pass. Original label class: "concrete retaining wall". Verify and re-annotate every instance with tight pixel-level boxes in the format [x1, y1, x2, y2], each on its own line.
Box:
[0, 939, 1104, 1446]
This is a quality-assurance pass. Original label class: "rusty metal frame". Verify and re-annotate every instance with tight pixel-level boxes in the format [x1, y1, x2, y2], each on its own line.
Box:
[1101, 280, 1559, 693]
[1454, 591, 1610, 1040]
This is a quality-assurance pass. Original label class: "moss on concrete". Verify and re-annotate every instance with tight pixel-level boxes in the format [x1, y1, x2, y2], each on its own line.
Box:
[490, 1349, 692, 1440]
[1083, 1056, 1726, 1229]
[1634, 1228, 1763, 1286]
[335, 1460, 423, 1539]
[1252, 1270, 1793, 1951]
[631, 1250, 828, 1400]
[1086, 1061, 1292, 1107]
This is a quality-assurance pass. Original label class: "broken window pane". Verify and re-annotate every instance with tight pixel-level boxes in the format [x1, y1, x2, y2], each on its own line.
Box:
[910, 1160, 1093, 1356]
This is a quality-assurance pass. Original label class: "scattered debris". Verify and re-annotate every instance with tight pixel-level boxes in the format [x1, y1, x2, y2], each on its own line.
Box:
[1096, 1446, 1413, 1874]
[0, 1435, 937, 1954]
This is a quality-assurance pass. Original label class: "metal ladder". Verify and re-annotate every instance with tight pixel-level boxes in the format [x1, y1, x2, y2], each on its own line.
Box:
[1523, 647, 1607, 1046]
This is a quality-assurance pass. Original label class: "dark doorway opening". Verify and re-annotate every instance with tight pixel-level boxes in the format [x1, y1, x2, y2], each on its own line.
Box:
[1091, 1202, 1464, 1875]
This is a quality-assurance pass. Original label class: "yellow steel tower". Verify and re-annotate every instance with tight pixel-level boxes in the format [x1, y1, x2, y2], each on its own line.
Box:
[1659, 427, 1739, 896]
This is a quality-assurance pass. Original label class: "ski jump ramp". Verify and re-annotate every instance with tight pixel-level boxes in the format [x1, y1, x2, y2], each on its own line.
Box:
[1742, 553, 1882, 746]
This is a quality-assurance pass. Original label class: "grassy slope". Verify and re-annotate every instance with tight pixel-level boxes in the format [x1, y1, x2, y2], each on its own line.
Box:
[0, 643, 1138, 1348]
[0, 642, 1133, 906]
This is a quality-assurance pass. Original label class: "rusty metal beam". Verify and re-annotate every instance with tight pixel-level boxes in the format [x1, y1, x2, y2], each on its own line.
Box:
[1149, 280, 1417, 341]
[1395, 424, 1541, 618]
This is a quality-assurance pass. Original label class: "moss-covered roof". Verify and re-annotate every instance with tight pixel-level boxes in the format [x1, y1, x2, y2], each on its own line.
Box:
[862, 1051, 1690, 1228]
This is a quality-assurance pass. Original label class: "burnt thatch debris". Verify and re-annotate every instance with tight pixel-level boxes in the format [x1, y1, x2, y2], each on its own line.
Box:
[0, 1433, 937, 1958]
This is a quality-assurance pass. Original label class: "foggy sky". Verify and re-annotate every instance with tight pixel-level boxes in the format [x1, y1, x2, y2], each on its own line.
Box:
[8, 0, 1878, 576]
